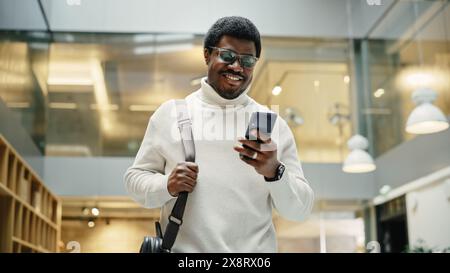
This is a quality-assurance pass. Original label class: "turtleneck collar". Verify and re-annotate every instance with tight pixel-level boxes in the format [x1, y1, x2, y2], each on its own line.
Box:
[197, 77, 251, 107]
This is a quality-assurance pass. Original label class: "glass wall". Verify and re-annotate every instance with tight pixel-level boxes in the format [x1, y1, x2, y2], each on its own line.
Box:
[44, 33, 205, 157]
[1, 32, 206, 156]
[0, 31, 49, 154]
[361, 0, 450, 156]
[251, 38, 352, 163]
[0, 32, 353, 162]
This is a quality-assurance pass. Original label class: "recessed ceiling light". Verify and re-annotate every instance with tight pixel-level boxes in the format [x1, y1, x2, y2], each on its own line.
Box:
[272, 86, 282, 96]
[88, 220, 95, 228]
[374, 88, 385, 98]
[91, 207, 100, 216]
[344, 75, 350, 84]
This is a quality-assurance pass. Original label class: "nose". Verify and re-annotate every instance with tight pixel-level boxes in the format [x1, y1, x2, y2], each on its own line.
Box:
[227, 58, 244, 73]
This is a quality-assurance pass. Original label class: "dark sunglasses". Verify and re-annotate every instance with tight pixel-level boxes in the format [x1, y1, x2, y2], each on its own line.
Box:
[209, 47, 258, 69]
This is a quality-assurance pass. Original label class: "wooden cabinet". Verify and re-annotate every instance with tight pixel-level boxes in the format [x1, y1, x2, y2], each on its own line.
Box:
[0, 135, 61, 253]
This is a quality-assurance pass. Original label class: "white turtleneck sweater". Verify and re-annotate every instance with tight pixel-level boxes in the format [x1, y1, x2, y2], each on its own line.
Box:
[124, 78, 314, 253]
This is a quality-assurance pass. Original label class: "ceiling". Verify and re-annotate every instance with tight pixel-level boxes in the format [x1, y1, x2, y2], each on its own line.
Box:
[2, 0, 447, 40]
[0, 0, 404, 38]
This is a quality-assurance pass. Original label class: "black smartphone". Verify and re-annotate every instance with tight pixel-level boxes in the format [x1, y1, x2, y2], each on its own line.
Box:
[245, 111, 278, 143]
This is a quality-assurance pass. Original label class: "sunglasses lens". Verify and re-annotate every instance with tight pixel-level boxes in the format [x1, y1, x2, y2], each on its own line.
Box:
[219, 50, 236, 63]
[241, 56, 257, 68]
[215, 48, 257, 68]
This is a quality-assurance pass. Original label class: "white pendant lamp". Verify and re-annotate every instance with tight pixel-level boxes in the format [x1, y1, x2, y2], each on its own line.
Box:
[406, 88, 449, 134]
[343, 134, 376, 173]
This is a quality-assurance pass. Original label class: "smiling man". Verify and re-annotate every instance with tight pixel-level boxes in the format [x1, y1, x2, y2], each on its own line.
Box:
[125, 16, 314, 252]
[204, 35, 256, 99]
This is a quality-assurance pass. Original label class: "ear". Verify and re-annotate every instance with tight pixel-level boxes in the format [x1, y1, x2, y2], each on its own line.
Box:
[204, 48, 210, 65]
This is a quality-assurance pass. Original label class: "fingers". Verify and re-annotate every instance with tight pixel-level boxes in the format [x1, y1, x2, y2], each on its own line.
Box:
[234, 143, 262, 168]
[176, 162, 198, 175]
[183, 170, 197, 181]
[180, 184, 195, 193]
[233, 144, 263, 161]
[238, 153, 259, 167]
[238, 137, 276, 153]
[176, 181, 195, 194]
[185, 162, 199, 173]
[238, 137, 261, 151]
[169, 162, 199, 195]
[169, 177, 196, 196]
[176, 173, 196, 186]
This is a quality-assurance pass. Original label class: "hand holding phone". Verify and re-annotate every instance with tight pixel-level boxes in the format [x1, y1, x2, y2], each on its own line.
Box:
[234, 111, 281, 179]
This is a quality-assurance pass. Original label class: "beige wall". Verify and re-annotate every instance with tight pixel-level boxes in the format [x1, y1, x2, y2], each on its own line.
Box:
[60, 214, 364, 253]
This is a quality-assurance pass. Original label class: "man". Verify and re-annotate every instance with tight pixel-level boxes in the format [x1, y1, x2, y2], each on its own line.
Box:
[125, 16, 314, 252]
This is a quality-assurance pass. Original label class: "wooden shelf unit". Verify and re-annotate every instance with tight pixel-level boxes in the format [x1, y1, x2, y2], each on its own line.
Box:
[0, 135, 61, 253]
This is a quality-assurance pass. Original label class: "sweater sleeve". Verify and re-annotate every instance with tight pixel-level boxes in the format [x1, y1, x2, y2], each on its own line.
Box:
[124, 103, 176, 208]
[265, 119, 314, 221]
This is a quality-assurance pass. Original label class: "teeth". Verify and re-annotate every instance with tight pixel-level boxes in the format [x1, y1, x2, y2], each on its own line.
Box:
[224, 73, 242, 81]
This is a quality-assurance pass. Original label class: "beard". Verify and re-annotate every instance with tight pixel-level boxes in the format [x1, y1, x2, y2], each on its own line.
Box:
[215, 88, 247, 99]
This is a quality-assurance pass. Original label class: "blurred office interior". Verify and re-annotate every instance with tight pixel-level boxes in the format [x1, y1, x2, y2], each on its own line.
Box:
[0, 0, 449, 253]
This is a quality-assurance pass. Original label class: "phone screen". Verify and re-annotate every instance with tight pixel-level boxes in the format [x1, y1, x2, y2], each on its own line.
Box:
[245, 111, 278, 142]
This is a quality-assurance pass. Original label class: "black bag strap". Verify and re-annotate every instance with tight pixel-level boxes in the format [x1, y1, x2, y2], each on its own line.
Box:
[161, 99, 195, 252]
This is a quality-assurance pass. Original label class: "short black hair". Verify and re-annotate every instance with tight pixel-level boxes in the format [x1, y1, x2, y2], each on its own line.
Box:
[204, 16, 261, 58]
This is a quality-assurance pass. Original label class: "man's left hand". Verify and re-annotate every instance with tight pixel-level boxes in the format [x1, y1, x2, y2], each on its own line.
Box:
[233, 129, 280, 179]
